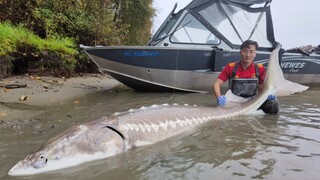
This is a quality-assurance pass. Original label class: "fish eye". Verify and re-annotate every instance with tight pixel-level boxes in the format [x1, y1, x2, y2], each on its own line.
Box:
[39, 155, 48, 163]
[32, 155, 48, 169]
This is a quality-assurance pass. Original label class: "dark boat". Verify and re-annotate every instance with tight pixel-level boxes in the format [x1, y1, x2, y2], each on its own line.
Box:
[83, 0, 320, 93]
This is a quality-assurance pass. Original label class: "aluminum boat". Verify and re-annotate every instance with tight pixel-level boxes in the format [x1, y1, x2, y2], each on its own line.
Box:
[83, 0, 320, 93]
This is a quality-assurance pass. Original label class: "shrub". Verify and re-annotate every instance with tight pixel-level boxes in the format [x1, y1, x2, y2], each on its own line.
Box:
[0, 0, 155, 76]
[0, 22, 78, 75]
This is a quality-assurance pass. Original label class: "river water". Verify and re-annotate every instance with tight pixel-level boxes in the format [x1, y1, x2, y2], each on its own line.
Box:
[1, 85, 320, 180]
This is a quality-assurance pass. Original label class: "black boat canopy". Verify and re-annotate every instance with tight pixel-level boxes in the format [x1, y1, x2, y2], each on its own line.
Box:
[150, 0, 275, 49]
[227, 0, 272, 5]
[187, 0, 272, 8]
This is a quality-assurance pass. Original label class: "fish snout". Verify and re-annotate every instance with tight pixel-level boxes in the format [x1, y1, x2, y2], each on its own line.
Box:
[8, 161, 23, 176]
[8, 154, 48, 176]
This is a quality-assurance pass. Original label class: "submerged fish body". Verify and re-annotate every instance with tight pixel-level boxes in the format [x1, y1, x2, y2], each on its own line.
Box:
[8, 44, 308, 176]
[8, 102, 265, 176]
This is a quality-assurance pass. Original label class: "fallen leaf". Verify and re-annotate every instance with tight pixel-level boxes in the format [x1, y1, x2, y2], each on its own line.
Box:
[30, 76, 41, 80]
[19, 95, 28, 101]
[3, 88, 11, 93]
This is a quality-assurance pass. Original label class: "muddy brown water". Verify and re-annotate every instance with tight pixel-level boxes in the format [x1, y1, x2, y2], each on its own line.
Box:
[1, 86, 320, 180]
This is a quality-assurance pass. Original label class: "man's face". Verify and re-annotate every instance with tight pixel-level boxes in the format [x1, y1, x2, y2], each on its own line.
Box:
[240, 45, 257, 64]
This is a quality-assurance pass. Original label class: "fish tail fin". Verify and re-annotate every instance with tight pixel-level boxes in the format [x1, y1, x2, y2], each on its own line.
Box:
[264, 43, 308, 96]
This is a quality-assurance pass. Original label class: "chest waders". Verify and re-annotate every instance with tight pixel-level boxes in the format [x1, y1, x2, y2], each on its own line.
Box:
[228, 63, 260, 98]
[227, 62, 279, 114]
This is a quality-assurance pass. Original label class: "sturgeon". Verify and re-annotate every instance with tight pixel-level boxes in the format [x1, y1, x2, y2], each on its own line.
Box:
[8, 44, 308, 176]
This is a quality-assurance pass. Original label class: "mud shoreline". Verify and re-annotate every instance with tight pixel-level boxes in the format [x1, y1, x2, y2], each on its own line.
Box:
[0, 74, 121, 129]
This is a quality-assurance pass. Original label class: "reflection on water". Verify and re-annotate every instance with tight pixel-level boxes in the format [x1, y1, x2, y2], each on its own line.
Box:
[1, 86, 320, 179]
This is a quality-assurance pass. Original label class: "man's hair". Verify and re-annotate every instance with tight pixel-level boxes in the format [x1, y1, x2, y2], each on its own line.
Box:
[240, 40, 258, 50]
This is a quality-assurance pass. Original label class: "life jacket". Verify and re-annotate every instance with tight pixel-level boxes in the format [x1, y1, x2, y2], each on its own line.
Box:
[228, 62, 260, 98]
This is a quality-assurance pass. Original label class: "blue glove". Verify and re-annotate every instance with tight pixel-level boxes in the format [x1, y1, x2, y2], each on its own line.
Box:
[267, 94, 276, 100]
[217, 95, 226, 106]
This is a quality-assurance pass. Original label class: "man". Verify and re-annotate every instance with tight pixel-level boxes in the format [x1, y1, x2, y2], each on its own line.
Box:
[213, 40, 279, 114]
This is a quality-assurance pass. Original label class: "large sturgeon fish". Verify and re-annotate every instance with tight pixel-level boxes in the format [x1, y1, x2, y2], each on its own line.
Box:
[8, 44, 308, 176]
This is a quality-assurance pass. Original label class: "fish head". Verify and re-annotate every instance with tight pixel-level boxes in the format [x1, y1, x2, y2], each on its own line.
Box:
[8, 149, 50, 176]
[8, 124, 127, 176]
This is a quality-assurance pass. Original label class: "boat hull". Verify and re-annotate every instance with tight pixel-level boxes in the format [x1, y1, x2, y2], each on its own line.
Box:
[281, 54, 320, 84]
[84, 47, 320, 93]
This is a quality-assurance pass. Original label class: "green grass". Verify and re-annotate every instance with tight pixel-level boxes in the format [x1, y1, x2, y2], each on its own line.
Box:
[0, 22, 79, 73]
[0, 22, 78, 56]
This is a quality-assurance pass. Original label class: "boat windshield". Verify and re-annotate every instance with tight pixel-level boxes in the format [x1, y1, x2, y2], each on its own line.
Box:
[198, 2, 272, 47]
[150, 0, 274, 48]
[151, 11, 182, 45]
[170, 14, 220, 45]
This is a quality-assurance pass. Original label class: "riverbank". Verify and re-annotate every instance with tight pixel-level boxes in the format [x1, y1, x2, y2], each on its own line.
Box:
[0, 74, 121, 127]
[0, 74, 120, 106]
